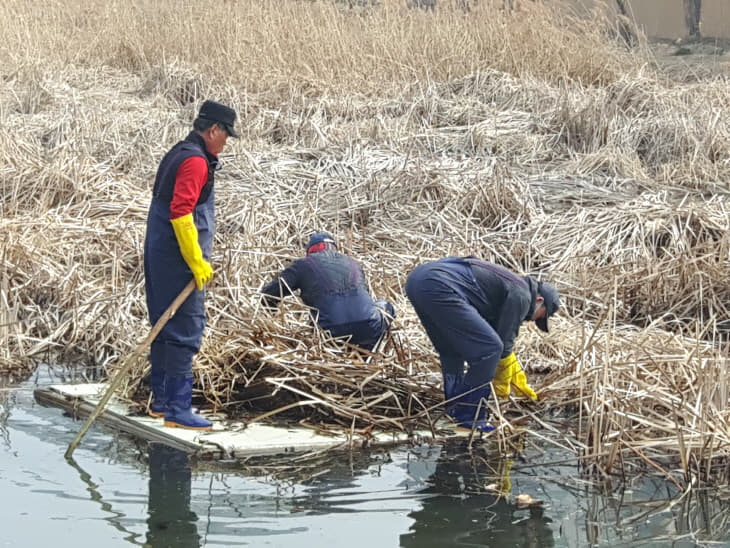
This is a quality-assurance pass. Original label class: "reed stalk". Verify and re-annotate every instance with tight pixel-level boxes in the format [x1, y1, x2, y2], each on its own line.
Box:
[2, 0, 729, 484]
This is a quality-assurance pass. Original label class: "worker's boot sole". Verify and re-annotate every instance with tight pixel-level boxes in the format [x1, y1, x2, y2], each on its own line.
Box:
[163, 420, 212, 431]
[149, 406, 197, 418]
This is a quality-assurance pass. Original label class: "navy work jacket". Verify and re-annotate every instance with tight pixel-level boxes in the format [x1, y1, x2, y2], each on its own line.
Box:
[261, 250, 383, 332]
[434, 257, 538, 357]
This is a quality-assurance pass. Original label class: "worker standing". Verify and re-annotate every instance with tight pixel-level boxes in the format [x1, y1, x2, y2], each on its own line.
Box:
[144, 100, 238, 430]
[405, 257, 559, 431]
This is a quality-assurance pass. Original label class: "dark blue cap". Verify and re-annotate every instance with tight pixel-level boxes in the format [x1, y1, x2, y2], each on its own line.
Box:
[197, 100, 238, 138]
[306, 232, 336, 251]
[536, 281, 560, 332]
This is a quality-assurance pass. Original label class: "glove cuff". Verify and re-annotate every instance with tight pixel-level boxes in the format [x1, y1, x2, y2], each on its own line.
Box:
[498, 352, 518, 368]
[171, 213, 204, 264]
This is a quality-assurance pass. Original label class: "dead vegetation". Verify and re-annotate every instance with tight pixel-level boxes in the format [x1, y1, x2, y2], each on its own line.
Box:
[1, 0, 730, 487]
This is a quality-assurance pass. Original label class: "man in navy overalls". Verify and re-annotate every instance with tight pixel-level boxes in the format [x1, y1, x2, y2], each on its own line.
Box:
[405, 257, 559, 431]
[144, 100, 237, 430]
[261, 232, 395, 352]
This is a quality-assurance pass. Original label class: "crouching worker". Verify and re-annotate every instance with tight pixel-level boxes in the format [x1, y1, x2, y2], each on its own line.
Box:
[405, 257, 559, 432]
[260, 232, 395, 352]
[144, 100, 238, 430]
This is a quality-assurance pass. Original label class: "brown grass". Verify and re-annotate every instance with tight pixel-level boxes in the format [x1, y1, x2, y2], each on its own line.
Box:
[2, 0, 730, 486]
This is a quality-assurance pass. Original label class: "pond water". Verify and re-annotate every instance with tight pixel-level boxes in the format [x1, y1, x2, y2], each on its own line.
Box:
[1, 366, 729, 547]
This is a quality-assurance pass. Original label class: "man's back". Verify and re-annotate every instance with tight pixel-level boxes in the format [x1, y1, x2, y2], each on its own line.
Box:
[263, 249, 378, 329]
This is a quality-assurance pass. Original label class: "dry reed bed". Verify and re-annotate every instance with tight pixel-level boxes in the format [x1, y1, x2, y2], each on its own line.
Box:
[1, 0, 730, 484]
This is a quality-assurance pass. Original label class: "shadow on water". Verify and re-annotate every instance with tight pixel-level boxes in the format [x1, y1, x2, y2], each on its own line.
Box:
[3, 366, 730, 547]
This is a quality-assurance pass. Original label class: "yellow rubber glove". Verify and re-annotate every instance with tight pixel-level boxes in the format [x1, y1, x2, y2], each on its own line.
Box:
[494, 353, 538, 401]
[170, 214, 213, 290]
[509, 353, 538, 401]
[493, 354, 516, 398]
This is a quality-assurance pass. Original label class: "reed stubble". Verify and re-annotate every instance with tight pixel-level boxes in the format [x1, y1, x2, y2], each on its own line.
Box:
[1, 0, 729, 485]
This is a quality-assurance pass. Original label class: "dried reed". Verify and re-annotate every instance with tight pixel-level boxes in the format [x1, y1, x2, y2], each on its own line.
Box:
[2, 0, 729, 485]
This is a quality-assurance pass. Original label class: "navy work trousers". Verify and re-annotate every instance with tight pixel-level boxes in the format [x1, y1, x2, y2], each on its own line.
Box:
[405, 261, 502, 391]
[144, 195, 213, 378]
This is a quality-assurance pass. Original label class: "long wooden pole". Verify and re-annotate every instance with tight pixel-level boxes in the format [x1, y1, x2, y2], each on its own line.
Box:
[65, 280, 196, 459]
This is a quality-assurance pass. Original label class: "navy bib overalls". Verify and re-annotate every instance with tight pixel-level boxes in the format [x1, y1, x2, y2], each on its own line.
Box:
[144, 132, 216, 378]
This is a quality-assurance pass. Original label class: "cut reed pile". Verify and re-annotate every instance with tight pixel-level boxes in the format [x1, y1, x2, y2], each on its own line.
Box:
[2, 0, 730, 485]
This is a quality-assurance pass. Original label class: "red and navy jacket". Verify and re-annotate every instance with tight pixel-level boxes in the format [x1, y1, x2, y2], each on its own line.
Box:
[152, 132, 218, 219]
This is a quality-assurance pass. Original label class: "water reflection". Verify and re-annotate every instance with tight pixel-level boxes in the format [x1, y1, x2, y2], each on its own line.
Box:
[400, 444, 554, 548]
[66, 456, 142, 543]
[4, 367, 730, 547]
[145, 443, 200, 548]
[0, 380, 14, 449]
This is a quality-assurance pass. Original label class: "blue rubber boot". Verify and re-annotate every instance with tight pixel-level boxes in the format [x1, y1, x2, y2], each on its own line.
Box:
[443, 373, 464, 405]
[444, 373, 494, 431]
[147, 368, 167, 418]
[163, 376, 212, 431]
[449, 384, 495, 433]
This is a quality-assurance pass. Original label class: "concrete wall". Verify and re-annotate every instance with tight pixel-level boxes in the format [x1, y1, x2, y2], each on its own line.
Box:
[700, 0, 730, 38]
[566, 0, 730, 40]
[623, 0, 689, 39]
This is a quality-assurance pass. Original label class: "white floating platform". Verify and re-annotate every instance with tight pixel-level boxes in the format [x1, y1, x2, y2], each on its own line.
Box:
[34, 383, 468, 459]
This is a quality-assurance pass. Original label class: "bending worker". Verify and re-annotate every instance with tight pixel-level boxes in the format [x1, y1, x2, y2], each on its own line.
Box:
[405, 257, 559, 431]
[261, 232, 395, 352]
[144, 100, 238, 430]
